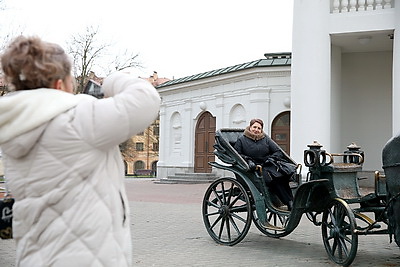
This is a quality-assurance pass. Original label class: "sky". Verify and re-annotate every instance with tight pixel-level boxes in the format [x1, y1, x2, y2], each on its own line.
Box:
[0, 0, 293, 80]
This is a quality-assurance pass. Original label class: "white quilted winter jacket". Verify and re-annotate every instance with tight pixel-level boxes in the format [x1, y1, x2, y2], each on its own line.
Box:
[0, 72, 161, 267]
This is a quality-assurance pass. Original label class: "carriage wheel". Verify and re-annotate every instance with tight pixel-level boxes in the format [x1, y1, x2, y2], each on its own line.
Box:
[202, 177, 252, 246]
[252, 207, 291, 238]
[321, 199, 358, 267]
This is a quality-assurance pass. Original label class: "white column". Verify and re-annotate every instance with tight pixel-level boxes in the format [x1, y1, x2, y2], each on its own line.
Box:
[358, 0, 366, 11]
[375, 0, 383, 9]
[333, 0, 340, 13]
[182, 99, 193, 170]
[349, 0, 357, 11]
[156, 104, 167, 178]
[341, 0, 349, 12]
[214, 94, 224, 130]
[383, 0, 392, 8]
[366, 0, 374, 10]
[392, 4, 400, 135]
[291, 1, 332, 165]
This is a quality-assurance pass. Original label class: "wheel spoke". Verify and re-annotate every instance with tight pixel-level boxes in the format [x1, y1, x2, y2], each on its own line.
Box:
[225, 216, 231, 241]
[230, 212, 247, 224]
[205, 210, 220, 217]
[332, 238, 338, 255]
[210, 214, 223, 230]
[276, 214, 287, 226]
[337, 237, 349, 257]
[228, 193, 243, 208]
[218, 217, 225, 239]
[206, 199, 220, 209]
[220, 182, 226, 204]
[211, 188, 222, 205]
[228, 215, 242, 235]
[230, 204, 248, 213]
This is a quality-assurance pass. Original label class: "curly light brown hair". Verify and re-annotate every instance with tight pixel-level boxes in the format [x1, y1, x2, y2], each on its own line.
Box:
[1, 35, 71, 91]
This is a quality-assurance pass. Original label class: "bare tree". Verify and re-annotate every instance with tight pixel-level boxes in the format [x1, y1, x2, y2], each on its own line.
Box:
[119, 138, 136, 163]
[0, 2, 23, 95]
[67, 26, 109, 94]
[109, 49, 142, 73]
[68, 26, 143, 93]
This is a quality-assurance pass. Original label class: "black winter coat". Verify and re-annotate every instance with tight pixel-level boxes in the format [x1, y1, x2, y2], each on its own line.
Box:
[234, 127, 283, 165]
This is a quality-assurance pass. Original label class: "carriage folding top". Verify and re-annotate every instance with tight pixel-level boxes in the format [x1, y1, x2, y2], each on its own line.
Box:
[202, 128, 398, 267]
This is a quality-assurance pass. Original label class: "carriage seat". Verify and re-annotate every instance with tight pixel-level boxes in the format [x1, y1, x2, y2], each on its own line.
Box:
[213, 128, 249, 170]
[218, 128, 244, 148]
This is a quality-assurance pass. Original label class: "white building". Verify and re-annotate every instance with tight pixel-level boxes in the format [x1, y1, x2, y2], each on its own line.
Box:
[292, 0, 397, 172]
[157, 54, 292, 179]
[0, 150, 3, 177]
[157, 0, 398, 180]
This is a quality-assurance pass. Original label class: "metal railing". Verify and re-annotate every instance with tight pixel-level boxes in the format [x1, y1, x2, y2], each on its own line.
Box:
[331, 0, 394, 13]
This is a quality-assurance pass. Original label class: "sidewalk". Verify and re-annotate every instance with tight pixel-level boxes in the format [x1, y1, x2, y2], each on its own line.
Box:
[1, 179, 400, 266]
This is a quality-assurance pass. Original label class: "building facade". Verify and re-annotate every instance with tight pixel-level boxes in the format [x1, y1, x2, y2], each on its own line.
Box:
[291, 0, 398, 172]
[156, 54, 292, 179]
[123, 119, 160, 176]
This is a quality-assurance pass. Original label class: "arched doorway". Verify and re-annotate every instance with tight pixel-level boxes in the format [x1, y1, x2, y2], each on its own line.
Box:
[271, 111, 291, 154]
[194, 111, 216, 173]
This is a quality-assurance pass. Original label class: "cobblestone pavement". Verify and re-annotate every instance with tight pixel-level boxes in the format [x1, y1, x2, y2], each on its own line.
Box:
[1, 179, 400, 266]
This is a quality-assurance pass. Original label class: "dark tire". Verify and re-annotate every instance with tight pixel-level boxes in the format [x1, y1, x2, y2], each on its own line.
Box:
[202, 177, 252, 246]
[321, 199, 358, 267]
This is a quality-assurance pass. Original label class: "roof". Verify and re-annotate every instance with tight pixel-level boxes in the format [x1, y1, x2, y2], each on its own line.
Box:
[156, 52, 291, 88]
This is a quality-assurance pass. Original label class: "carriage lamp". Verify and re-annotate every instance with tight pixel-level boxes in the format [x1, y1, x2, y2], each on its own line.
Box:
[343, 142, 364, 164]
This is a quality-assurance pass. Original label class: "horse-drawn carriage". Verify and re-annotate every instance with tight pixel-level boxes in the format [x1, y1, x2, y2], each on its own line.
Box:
[202, 128, 400, 267]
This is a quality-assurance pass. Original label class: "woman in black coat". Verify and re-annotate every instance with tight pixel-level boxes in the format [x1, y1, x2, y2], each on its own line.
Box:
[234, 118, 294, 210]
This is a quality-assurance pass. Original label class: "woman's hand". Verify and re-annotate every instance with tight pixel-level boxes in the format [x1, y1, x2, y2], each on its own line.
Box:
[247, 160, 256, 171]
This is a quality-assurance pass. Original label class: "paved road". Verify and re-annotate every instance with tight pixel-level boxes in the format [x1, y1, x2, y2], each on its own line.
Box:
[2, 179, 400, 266]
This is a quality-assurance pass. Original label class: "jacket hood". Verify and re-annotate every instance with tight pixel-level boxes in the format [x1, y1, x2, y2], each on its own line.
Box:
[0, 89, 92, 158]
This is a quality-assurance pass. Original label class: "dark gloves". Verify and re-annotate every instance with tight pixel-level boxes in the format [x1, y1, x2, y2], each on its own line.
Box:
[247, 160, 256, 171]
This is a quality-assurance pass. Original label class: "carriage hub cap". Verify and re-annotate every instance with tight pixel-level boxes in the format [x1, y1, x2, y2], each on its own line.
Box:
[219, 205, 229, 216]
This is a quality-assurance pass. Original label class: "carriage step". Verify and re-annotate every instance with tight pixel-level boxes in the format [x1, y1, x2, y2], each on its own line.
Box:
[263, 221, 285, 231]
[356, 224, 381, 230]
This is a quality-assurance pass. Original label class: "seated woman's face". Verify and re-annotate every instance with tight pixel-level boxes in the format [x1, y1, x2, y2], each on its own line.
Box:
[250, 122, 262, 135]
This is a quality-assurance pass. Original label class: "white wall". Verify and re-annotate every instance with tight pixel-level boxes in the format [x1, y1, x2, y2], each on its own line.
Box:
[331, 45, 342, 151]
[340, 51, 392, 170]
[393, 4, 400, 134]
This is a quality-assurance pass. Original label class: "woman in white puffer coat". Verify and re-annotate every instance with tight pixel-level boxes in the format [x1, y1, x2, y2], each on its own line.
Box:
[0, 36, 161, 267]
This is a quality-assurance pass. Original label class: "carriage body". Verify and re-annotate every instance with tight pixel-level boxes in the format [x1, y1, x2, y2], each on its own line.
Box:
[202, 128, 397, 267]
